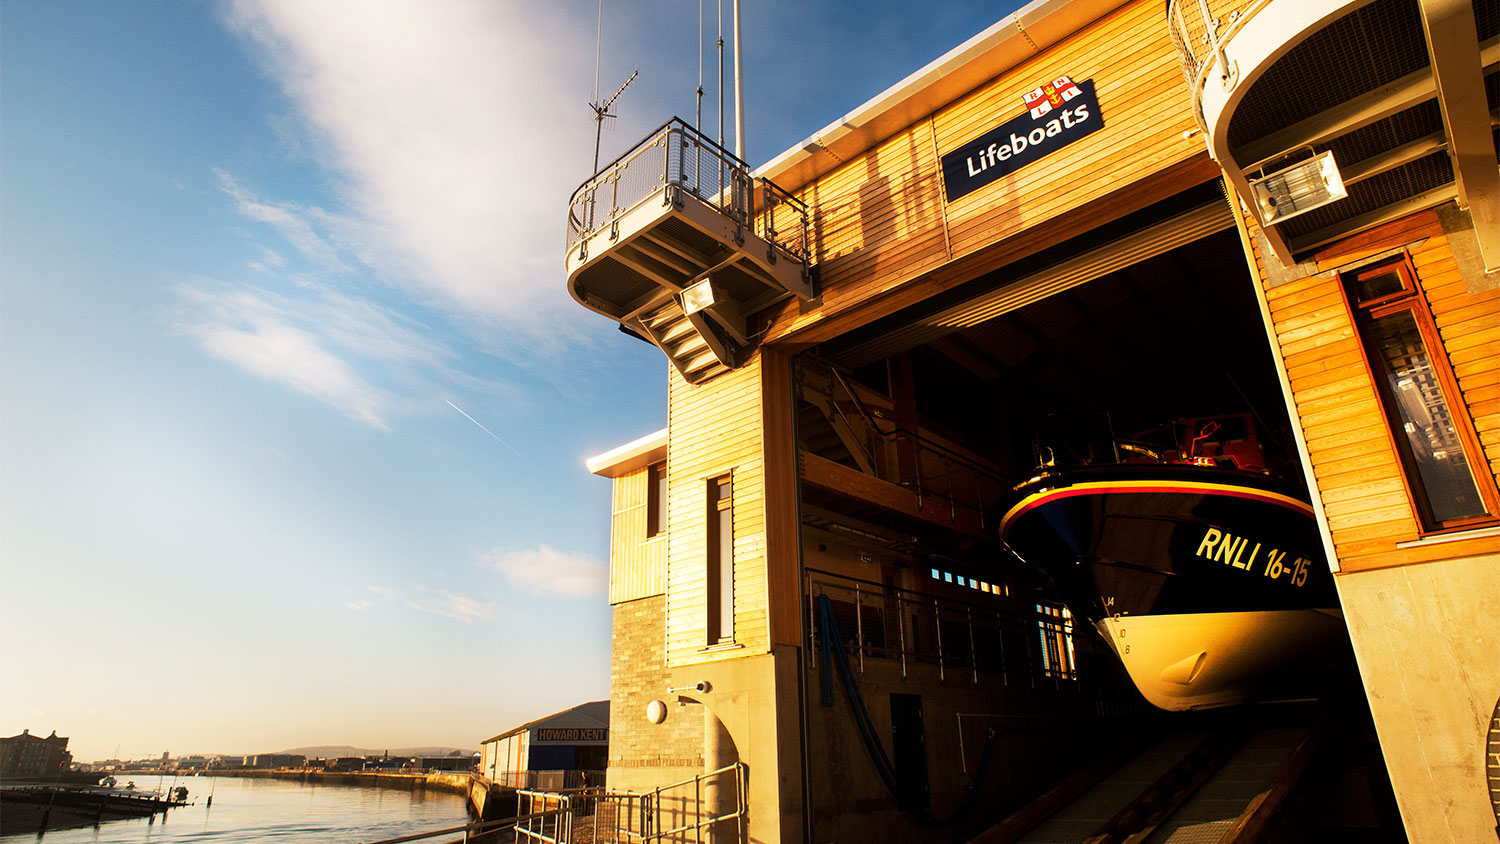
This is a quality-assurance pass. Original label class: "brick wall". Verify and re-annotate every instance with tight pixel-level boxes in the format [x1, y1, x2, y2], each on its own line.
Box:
[607, 594, 704, 792]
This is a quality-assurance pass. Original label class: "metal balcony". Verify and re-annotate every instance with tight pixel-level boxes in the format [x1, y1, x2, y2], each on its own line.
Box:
[1168, 0, 1499, 268]
[565, 119, 814, 383]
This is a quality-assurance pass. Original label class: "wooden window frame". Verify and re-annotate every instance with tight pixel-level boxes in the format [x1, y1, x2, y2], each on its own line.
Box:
[646, 462, 667, 539]
[706, 474, 735, 644]
[1342, 253, 1500, 534]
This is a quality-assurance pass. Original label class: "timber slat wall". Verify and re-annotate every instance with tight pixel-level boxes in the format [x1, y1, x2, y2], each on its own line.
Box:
[609, 467, 666, 605]
[1256, 210, 1500, 572]
[666, 363, 770, 666]
[766, 0, 1207, 345]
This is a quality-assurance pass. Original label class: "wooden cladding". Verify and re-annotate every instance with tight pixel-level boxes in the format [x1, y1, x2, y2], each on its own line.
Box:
[765, 0, 1207, 346]
[609, 465, 667, 605]
[665, 362, 769, 666]
[1256, 209, 1500, 572]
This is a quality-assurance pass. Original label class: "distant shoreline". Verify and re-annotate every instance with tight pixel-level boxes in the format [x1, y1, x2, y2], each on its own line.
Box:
[106, 768, 476, 797]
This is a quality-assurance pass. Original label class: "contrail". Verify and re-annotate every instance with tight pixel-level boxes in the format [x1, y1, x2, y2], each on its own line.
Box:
[446, 400, 526, 460]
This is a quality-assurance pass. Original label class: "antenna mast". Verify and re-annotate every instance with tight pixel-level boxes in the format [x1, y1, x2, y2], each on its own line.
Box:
[591, 70, 638, 174]
[590, 0, 637, 174]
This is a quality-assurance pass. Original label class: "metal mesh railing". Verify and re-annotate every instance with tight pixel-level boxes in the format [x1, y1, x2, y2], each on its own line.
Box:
[807, 570, 1070, 689]
[513, 764, 746, 844]
[1167, 0, 1268, 87]
[566, 118, 808, 266]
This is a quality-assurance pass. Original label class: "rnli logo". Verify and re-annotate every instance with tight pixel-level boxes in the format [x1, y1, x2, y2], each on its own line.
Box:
[1022, 76, 1083, 118]
[940, 76, 1103, 202]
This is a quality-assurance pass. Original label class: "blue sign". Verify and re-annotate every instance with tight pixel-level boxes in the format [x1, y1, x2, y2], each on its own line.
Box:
[941, 78, 1103, 202]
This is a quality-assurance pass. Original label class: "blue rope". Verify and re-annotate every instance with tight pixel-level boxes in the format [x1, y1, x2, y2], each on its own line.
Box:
[815, 594, 998, 825]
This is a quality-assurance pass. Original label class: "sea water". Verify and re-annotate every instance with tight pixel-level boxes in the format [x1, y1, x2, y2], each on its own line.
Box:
[0, 774, 471, 844]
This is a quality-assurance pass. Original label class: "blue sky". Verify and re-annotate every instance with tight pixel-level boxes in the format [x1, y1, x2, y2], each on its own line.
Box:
[2, 0, 1013, 762]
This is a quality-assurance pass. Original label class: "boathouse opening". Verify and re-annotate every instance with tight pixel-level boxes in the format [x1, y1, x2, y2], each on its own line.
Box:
[788, 178, 1369, 841]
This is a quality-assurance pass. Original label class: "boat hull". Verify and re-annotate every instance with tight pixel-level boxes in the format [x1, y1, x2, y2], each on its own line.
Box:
[1096, 608, 1346, 710]
[998, 464, 1344, 709]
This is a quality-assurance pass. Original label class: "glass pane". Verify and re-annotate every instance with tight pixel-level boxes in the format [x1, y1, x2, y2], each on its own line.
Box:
[1353, 270, 1407, 304]
[1368, 310, 1486, 522]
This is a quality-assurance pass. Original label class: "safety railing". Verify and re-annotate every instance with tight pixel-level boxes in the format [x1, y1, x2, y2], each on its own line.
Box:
[488, 769, 602, 792]
[1166, 0, 1268, 89]
[510, 763, 746, 844]
[566, 118, 809, 266]
[806, 569, 1067, 688]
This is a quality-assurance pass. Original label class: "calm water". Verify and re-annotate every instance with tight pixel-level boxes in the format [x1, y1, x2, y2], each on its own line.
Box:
[1, 775, 471, 844]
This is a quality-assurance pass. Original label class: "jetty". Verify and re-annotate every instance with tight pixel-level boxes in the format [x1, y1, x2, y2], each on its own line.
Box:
[0, 784, 189, 835]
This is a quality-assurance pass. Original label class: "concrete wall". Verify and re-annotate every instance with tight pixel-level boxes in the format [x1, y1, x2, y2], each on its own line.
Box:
[1335, 552, 1500, 844]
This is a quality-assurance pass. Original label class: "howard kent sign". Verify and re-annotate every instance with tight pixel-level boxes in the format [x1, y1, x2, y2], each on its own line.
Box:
[941, 76, 1104, 202]
[536, 728, 608, 743]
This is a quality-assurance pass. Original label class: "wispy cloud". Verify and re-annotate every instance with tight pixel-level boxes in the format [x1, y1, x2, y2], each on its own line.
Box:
[347, 585, 490, 622]
[221, 0, 600, 360]
[405, 588, 492, 623]
[478, 545, 607, 597]
[173, 282, 395, 430]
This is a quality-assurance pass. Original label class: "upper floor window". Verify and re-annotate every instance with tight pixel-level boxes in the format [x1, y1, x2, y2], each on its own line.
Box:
[646, 462, 667, 538]
[707, 475, 734, 644]
[1344, 256, 1498, 532]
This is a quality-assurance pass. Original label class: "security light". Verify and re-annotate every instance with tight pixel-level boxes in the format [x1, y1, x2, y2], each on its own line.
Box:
[680, 277, 718, 315]
[1249, 151, 1347, 225]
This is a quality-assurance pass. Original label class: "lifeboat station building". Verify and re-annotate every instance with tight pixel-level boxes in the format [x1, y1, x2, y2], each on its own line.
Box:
[574, 0, 1498, 841]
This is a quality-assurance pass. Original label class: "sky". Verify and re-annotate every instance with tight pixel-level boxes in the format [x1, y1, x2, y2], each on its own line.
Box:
[1, 0, 1015, 762]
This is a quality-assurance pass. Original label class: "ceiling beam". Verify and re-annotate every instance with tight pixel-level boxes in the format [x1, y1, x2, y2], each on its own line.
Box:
[1419, 0, 1500, 270]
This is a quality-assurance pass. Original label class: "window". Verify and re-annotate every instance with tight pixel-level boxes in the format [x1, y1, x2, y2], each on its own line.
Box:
[646, 462, 667, 538]
[1344, 256, 1498, 531]
[707, 475, 734, 644]
[1036, 602, 1077, 681]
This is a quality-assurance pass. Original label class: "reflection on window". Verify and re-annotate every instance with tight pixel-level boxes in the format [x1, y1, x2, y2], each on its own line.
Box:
[1345, 256, 1496, 530]
[1365, 311, 1484, 523]
[1036, 603, 1077, 681]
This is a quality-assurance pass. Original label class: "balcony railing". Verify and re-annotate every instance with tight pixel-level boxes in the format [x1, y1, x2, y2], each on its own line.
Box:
[1167, 0, 1268, 90]
[806, 569, 1075, 688]
[566, 118, 809, 268]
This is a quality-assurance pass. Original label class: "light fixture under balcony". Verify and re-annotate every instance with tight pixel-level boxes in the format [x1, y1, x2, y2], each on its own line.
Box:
[1248, 151, 1348, 226]
[680, 276, 719, 315]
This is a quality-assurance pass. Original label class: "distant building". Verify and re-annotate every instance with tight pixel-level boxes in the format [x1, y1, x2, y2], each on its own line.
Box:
[244, 754, 306, 769]
[481, 701, 608, 790]
[408, 755, 478, 772]
[0, 730, 73, 780]
[323, 757, 365, 772]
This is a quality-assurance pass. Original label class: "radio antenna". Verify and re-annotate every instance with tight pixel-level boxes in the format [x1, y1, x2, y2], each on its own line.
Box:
[591, 70, 638, 174]
[590, 0, 637, 174]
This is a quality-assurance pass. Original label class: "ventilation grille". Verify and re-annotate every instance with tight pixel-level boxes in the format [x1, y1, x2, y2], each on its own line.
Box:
[1228, 0, 1429, 151]
[1323, 100, 1444, 171]
[1281, 150, 1454, 241]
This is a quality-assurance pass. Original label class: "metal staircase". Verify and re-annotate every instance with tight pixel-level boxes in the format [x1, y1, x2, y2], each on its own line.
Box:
[565, 118, 815, 383]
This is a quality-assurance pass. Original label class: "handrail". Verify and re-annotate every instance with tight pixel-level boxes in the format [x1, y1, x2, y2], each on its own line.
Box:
[1166, 0, 1269, 97]
[566, 117, 809, 266]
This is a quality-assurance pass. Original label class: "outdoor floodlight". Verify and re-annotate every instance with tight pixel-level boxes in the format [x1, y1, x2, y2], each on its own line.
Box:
[680, 277, 719, 315]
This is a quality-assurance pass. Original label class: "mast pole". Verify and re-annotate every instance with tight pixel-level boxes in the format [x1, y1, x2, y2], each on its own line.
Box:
[733, 0, 744, 161]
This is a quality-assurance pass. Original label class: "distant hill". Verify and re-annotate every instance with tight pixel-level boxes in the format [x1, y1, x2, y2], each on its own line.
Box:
[274, 745, 477, 758]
